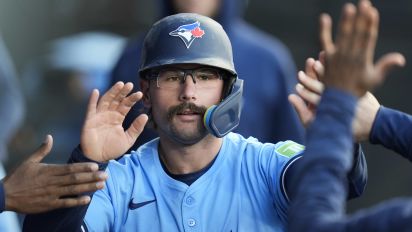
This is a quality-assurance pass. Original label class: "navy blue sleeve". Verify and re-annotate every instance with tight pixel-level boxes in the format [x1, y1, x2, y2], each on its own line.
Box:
[288, 88, 412, 232]
[346, 143, 367, 198]
[0, 181, 5, 213]
[370, 106, 412, 161]
[284, 143, 367, 201]
[22, 147, 108, 232]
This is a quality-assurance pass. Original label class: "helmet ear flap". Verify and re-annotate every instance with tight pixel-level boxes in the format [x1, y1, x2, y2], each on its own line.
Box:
[203, 79, 243, 138]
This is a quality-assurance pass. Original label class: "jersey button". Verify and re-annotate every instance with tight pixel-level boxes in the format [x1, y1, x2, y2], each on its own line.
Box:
[186, 197, 194, 205]
[188, 218, 196, 227]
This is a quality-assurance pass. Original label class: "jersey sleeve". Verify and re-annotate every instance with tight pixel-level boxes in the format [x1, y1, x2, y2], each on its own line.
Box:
[370, 106, 412, 161]
[83, 168, 115, 231]
[267, 140, 304, 224]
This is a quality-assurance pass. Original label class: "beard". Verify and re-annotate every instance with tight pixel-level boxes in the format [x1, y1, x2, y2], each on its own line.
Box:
[165, 102, 209, 145]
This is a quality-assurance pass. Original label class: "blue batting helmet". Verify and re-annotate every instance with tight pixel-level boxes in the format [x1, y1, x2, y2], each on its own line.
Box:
[139, 13, 237, 77]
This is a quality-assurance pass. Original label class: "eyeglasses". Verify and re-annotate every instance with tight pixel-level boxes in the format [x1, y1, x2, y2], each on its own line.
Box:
[146, 68, 225, 89]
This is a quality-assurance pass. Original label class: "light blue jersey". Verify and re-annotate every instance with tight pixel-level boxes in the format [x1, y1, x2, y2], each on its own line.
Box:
[84, 133, 303, 231]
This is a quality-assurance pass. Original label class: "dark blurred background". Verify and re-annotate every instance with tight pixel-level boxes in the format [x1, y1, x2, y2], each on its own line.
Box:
[0, 0, 411, 214]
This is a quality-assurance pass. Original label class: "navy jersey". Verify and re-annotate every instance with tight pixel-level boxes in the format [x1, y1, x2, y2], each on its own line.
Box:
[370, 106, 412, 160]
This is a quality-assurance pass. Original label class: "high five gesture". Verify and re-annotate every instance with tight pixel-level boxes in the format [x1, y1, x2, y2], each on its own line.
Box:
[80, 82, 148, 162]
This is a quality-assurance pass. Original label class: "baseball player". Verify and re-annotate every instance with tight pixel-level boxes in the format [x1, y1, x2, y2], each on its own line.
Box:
[24, 13, 367, 231]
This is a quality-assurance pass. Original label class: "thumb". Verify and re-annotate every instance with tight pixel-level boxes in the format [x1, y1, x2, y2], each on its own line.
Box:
[125, 114, 149, 147]
[28, 134, 54, 163]
[375, 52, 406, 81]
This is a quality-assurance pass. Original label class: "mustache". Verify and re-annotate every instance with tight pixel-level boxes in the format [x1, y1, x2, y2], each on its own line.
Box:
[167, 102, 207, 121]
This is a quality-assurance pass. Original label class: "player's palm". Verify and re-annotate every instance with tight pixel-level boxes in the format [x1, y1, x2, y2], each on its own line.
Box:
[80, 82, 148, 162]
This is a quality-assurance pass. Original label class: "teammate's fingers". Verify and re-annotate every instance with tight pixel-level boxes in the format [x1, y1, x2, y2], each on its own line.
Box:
[47, 171, 108, 186]
[365, 6, 380, 62]
[375, 52, 406, 82]
[304, 58, 317, 81]
[49, 181, 106, 197]
[298, 71, 325, 95]
[319, 13, 335, 53]
[288, 94, 313, 127]
[48, 195, 92, 210]
[296, 83, 322, 105]
[313, 60, 325, 78]
[318, 51, 326, 65]
[27, 134, 54, 163]
[125, 113, 149, 146]
[351, 0, 372, 54]
[335, 3, 357, 52]
[42, 162, 99, 176]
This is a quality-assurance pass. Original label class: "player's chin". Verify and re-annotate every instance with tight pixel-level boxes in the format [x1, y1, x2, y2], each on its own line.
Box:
[170, 124, 208, 145]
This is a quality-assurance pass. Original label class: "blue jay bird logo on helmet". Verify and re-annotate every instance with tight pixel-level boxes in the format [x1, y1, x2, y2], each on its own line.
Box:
[169, 21, 205, 49]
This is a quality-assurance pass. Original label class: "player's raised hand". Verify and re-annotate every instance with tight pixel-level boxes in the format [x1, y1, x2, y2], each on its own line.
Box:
[3, 135, 108, 214]
[320, 0, 405, 97]
[80, 82, 148, 162]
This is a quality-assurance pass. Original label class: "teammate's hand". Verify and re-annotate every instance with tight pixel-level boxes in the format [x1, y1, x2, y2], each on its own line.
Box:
[289, 57, 324, 128]
[81, 82, 148, 162]
[320, 0, 405, 96]
[2, 135, 108, 214]
[289, 58, 380, 142]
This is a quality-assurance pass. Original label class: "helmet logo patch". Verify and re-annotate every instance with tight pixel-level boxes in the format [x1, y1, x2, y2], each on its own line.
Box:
[169, 21, 205, 49]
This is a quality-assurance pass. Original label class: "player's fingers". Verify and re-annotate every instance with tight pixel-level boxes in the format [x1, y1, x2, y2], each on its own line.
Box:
[108, 82, 134, 111]
[116, 91, 143, 116]
[288, 94, 313, 127]
[125, 113, 149, 146]
[27, 135, 54, 163]
[97, 82, 124, 112]
[47, 171, 108, 186]
[319, 13, 335, 53]
[375, 52, 406, 82]
[335, 3, 357, 52]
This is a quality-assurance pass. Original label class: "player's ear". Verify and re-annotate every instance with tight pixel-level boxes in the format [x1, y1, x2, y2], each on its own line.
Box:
[140, 79, 151, 108]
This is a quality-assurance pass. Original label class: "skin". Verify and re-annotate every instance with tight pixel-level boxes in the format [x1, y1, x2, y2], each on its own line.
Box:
[141, 64, 224, 174]
[288, 57, 381, 142]
[172, 0, 221, 18]
[2, 135, 108, 214]
[80, 64, 224, 175]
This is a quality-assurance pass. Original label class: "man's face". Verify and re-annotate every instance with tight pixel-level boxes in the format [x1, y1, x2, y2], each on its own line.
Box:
[142, 64, 224, 145]
[172, 0, 221, 18]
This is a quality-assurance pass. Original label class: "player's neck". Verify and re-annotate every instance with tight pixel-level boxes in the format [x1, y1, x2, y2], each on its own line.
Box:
[158, 135, 222, 175]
